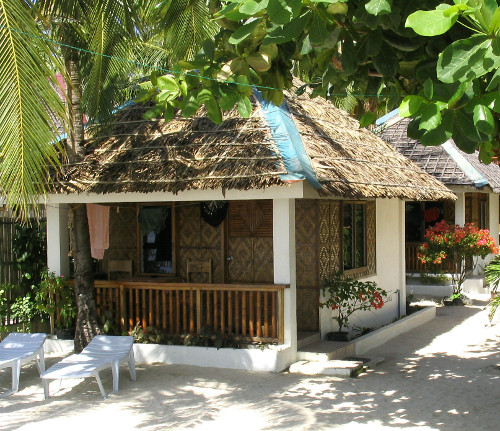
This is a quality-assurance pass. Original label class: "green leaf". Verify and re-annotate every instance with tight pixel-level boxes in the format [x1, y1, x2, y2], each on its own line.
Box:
[487, 67, 500, 90]
[405, 9, 458, 36]
[489, 7, 500, 34]
[157, 75, 179, 92]
[419, 103, 442, 131]
[164, 104, 175, 123]
[473, 104, 495, 134]
[437, 35, 500, 83]
[399, 95, 425, 117]
[477, 91, 500, 113]
[181, 94, 200, 118]
[143, 105, 163, 120]
[309, 11, 328, 45]
[365, 30, 383, 56]
[359, 112, 377, 127]
[264, 12, 312, 44]
[229, 19, 262, 45]
[419, 111, 454, 146]
[372, 45, 398, 77]
[455, 110, 490, 144]
[365, 0, 392, 16]
[239, 0, 268, 16]
[237, 96, 253, 118]
[447, 81, 469, 108]
[198, 89, 223, 124]
[202, 39, 215, 61]
[219, 88, 240, 111]
[423, 79, 434, 100]
[267, 0, 303, 25]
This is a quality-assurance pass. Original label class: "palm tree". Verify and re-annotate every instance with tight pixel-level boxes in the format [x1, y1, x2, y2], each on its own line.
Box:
[0, 0, 218, 351]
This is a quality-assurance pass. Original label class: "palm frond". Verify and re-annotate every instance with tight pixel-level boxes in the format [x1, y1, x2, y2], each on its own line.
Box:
[82, 0, 135, 122]
[160, 0, 219, 62]
[0, 0, 66, 220]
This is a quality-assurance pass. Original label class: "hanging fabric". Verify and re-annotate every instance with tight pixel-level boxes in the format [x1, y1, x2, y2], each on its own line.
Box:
[86, 204, 110, 260]
[200, 201, 229, 227]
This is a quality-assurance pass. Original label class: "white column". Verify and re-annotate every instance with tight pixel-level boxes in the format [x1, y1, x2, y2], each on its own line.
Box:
[484, 193, 500, 269]
[454, 191, 466, 226]
[273, 199, 296, 348]
[489, 193, 499, 245]
[46, 204, 70, 276]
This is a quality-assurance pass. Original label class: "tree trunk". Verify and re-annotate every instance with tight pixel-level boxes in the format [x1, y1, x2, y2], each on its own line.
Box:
[72, 203, 101, 352]
[64, 56, 102, 352]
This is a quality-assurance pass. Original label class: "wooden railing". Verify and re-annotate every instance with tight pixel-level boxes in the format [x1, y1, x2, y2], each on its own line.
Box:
[95, 281, 287, 343]
[406, 242, 470, 274]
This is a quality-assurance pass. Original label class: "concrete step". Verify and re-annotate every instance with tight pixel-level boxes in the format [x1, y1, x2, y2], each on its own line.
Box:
[289, 360, 364, 377]
[297, 332, 320, 350]
[297, 340, 355, 362]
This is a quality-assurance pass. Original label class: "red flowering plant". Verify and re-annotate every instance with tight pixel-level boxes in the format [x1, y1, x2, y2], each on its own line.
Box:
[418, 220, 499, 296]
[319, 273, 388, 334]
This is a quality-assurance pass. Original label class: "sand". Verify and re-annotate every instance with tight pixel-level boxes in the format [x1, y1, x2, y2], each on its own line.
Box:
[1, 295, 499, 431]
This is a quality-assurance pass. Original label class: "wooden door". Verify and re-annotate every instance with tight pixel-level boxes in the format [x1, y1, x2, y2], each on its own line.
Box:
[226, 201, 274, 283]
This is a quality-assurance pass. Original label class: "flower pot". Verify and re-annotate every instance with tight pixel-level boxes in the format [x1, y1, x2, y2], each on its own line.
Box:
[55, 327, 75, 340]
[326, 331, 350, 342]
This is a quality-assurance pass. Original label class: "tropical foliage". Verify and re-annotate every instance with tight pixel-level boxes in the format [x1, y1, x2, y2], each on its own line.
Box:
[139, 0, 500, 161]
[320, 273, 388, 333]
[418, 220, 499, 294]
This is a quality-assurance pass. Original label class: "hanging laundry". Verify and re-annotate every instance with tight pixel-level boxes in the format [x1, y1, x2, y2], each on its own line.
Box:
[86, 203, 110, 260]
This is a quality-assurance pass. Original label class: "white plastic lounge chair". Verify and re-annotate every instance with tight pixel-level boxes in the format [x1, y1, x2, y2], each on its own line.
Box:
[0, 333, 47, 397]
[41, 335, 136, 399]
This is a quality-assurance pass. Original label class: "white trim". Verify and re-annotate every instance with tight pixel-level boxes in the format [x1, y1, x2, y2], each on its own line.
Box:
[44, 183, 305, 204]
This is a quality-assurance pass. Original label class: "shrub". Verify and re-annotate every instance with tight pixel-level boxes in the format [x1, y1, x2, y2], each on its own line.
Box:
[320, 273, 388, 333]
[418, 221, 499, 295]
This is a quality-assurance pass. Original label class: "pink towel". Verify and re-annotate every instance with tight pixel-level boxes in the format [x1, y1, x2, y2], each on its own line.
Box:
[86, 204, 110, 260]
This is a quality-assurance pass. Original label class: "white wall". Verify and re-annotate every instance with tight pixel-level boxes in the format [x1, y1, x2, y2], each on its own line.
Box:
[273, 198, 297, 367]
[319, 199, 406, 338]
[46, 204, 70, 277]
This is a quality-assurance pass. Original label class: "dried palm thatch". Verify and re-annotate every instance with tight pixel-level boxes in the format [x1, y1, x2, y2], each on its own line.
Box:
[285, 87, 455, 200]
[52, 83, 455, 201]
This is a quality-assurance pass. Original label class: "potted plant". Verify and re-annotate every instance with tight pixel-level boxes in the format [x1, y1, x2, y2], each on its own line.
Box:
[320, 273, 387, 341]
[418, 221, 499, 303]
[35, 270, 76, 338]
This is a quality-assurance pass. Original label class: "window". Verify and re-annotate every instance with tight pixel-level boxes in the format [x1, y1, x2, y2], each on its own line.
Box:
[138, 205, 173, 274]
[343, 203, 366, 271]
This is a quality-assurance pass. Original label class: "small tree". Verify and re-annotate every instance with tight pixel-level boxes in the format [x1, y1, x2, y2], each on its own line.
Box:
[418, 221, 499, 295]
[320, 273, 387, 334]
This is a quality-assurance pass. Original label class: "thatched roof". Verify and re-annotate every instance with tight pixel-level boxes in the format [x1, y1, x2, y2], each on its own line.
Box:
[379, 115, 500, 193]
[52, 83, 455, 201]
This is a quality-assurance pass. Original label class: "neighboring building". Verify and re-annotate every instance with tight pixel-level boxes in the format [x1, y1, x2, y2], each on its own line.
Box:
[44, 85, 454, 371]
[378, 111, 500, 291]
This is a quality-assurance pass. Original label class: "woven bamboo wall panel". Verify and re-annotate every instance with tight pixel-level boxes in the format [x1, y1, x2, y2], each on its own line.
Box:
[253, 237, 274, 283]
[178, 205, 202, 247]
[296, 245, 318, 287]
[296, 200, 318, 244]
[228, 237, 254, 282]
[318, 201, 341, 280]
[296, 287, 320, 331]
[366, 201, 376, 275]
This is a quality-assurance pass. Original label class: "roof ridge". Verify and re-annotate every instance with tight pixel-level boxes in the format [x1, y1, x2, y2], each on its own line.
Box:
[441, 141, 488, 188]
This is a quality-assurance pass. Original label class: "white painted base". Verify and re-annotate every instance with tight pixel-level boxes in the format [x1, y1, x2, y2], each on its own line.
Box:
[354, 306, 436, 356]
[132, 343, 294, 373]
[406, 284, 453, 298]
